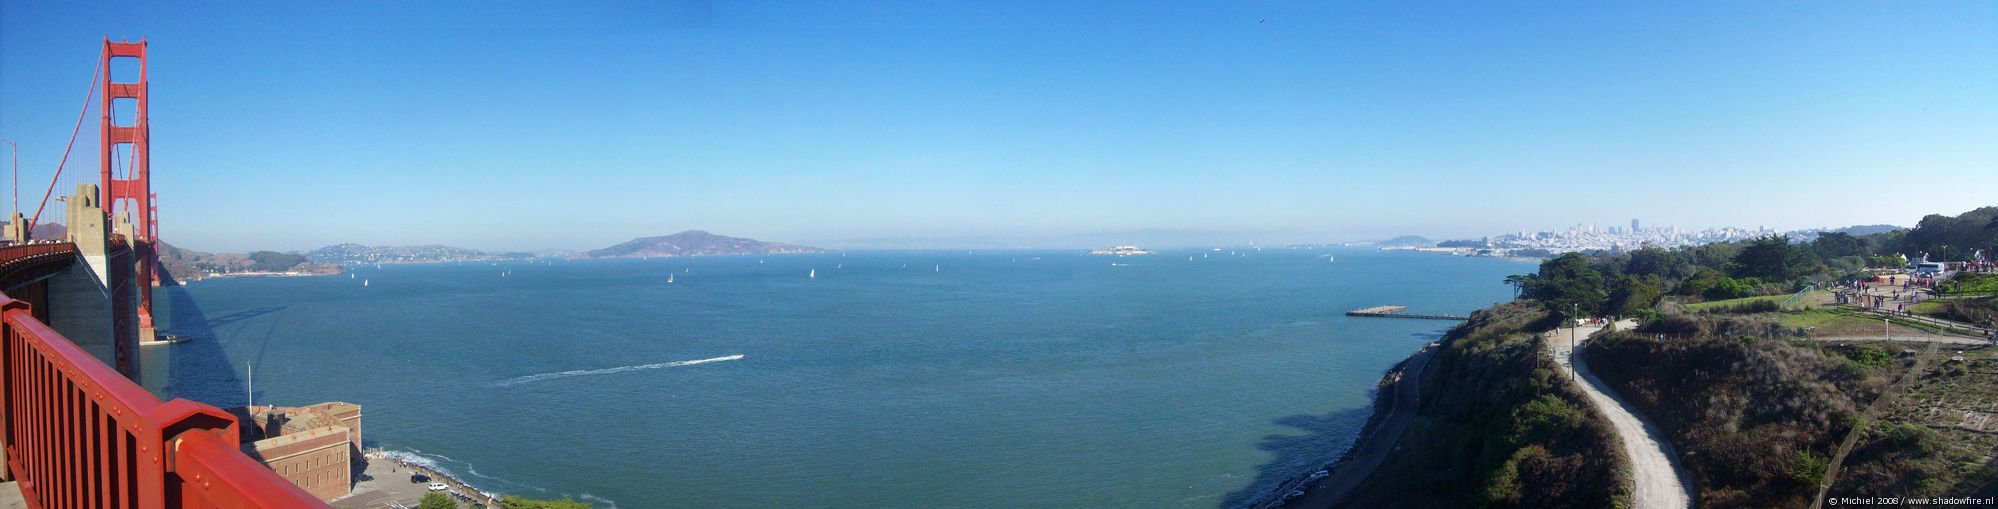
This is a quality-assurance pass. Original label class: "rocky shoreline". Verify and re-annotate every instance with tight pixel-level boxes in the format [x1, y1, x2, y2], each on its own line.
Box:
[343, 449, 508, 508]
[1248, 344, 1432, 508]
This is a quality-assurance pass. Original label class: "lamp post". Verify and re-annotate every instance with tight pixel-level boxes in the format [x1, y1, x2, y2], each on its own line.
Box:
[1570, 302, 1578, 380]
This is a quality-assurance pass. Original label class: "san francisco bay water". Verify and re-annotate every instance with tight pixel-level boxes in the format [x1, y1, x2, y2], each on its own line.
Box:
[142, 247, 1527, 508]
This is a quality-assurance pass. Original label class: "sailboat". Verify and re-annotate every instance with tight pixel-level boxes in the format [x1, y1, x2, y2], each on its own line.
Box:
[668, 274, 674, 284]
[934, 265, 940, 272]
[363, 279, 369, 287]
[809, 269, 816, 279]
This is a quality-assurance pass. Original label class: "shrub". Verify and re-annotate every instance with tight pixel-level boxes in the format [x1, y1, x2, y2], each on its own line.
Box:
[417, 493, 456, 509]
[1790, 450, 1829, 484]
[1706, 299, 1781, 315]
[1852, 346, 1892, 367]
[1638, 312, 1709, 336]
[1509, 395, 1584, 447]
[1705, 277, 1756, 301]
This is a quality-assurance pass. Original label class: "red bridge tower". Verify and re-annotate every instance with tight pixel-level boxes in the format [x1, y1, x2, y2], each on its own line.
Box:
[100, 38, 158, 341]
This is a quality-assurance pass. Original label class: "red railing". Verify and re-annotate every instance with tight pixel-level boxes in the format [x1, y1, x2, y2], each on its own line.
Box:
[2, 292, 328, 508]
[0, 243, 81, 291]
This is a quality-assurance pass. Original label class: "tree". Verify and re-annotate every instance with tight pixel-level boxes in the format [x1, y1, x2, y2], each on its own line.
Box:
[1625, 246, 1692, 281]
[1673, 268, 1724, 297]
[1689, 242, 1739, 271]
[1728, 236, 1813, 283]
[418, 492, 455, 509]
[1605, 274, 1664, 317]
[1809, 232, 1867, 259]
[1504, 274, 1533, 298]
[1867, 254, 1906, 268]
[1519, 253, 1606, 320]
[1893, 207, 1998, 260]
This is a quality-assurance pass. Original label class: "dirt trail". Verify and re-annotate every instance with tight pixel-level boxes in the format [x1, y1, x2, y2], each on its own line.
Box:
[1549, 321, 1693, 509]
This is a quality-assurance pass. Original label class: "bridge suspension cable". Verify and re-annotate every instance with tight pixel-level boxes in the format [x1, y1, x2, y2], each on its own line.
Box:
[29, 57, 104, 231]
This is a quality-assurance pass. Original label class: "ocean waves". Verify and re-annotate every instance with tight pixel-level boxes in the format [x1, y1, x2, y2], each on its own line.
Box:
[492, 354, 745, 387]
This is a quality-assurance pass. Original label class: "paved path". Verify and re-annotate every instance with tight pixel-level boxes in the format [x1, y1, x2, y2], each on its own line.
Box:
[1285, 343, 1439, 508]
[0, 481, 25, 509]
[1550, 321, 1693, 509]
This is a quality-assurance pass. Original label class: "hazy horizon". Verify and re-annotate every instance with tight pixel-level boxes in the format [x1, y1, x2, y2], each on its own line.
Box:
[2, 2, 1991, 254]
[157, 218, 1925, 255]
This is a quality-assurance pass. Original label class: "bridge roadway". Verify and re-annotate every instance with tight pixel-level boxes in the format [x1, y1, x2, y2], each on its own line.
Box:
[0, 242, 328, 508]
[0, 244, 79, 292]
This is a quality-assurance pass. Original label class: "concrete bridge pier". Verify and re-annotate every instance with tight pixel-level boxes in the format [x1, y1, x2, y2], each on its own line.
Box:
[1, 184, 146, 380]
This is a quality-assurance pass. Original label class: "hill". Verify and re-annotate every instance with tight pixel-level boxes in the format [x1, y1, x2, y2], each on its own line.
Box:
[1832, 224, 1904, 236]
[158, 241, 344, 282]
[1378, 235, 1435, 248]
[304, 243, 533, 264]
[579, 230, 824, 258]
[1341, 302, 1628, 507]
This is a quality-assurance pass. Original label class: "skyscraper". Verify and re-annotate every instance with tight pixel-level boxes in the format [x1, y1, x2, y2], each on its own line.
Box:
[1631, 219, 1640, 233]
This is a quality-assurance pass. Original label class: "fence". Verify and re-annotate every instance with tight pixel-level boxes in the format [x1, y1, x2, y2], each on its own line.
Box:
[2, 290, 328, 508]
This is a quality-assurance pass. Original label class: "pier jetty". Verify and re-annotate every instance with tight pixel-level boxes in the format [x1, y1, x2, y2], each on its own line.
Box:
[1346, 305, 1469, 321]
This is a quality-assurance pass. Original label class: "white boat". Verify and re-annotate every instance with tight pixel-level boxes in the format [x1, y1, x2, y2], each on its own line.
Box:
[363, 279, 369, 287]
[668, 274, 674, 284]
[809, 269, 816, 279]
[934, 265, 940, 272]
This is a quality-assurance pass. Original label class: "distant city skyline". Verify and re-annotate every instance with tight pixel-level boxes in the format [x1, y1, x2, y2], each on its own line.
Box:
[2, 1, 1992, 253]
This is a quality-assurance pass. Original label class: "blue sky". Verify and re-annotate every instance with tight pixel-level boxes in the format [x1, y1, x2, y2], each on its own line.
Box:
[2, 1, 1993, 252]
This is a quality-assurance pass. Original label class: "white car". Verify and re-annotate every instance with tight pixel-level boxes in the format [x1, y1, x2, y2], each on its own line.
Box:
[427, 482, 448, 491]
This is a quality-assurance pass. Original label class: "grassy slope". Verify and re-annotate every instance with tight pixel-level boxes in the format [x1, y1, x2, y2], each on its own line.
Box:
[1683, 295, 1791, 312]
[1584, 329, 1903, 507]
[1834, 349, 1998, 498]
[1913, 296, 1998, 328]
[1343, 301, 1629, 508]
[1942, 273, 1998, 296]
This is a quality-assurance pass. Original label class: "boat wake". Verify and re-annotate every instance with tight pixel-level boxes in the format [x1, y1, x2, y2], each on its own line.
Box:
[493, 354, 745, 387]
